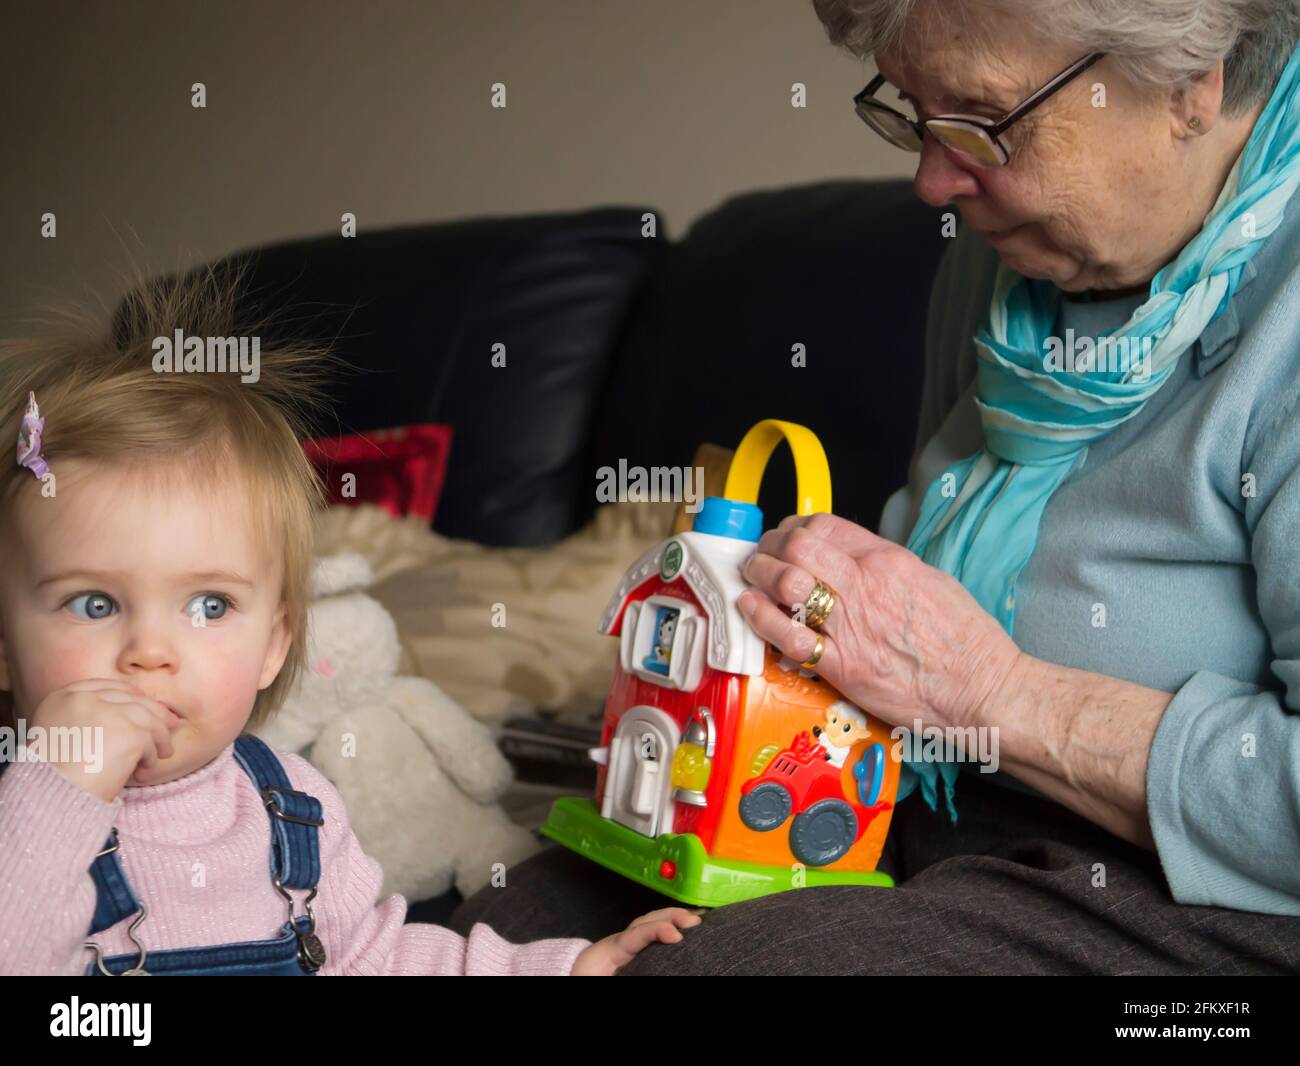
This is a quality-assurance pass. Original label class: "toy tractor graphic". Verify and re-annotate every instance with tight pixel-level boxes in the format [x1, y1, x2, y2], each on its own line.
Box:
[738, 731, 892, 867]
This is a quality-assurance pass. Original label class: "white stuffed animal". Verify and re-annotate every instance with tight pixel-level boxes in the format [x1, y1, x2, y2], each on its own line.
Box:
[254, 552, 541, 902]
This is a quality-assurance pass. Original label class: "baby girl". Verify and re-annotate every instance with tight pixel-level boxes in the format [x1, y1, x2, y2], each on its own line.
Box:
[0, 273, 700, 975]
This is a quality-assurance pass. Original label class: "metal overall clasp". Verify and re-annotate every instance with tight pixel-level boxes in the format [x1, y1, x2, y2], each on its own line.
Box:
[272, 878, 326, 972]
[263, 785, 327, 973]
[85, 833, 151, 975]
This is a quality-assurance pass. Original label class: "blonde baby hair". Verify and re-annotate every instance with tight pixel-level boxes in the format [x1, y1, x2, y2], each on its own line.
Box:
[0, 260, 346, 731]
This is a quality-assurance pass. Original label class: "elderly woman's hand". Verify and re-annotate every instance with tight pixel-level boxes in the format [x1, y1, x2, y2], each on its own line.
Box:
[736, 512, 1024, 733]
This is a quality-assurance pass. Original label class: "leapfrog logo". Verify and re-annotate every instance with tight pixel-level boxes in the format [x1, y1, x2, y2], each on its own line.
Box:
[660, 540, 684, 580]
[50, 997, 151, 1046]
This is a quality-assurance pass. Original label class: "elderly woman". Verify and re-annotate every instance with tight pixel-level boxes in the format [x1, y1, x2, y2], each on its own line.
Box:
[450, 0, 1300, 974]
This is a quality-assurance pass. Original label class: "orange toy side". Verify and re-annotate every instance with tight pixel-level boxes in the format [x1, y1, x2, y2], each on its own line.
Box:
[710, 647, 899, 872]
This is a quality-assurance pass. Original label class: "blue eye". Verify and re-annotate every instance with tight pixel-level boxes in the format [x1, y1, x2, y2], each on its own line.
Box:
[187, 593, 231, 623]
[66, 592, 116, 620]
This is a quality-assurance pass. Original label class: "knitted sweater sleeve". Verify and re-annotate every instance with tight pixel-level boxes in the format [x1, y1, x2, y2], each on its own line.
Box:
[0, 757, 123, 976]
[277, 752, 592, 975]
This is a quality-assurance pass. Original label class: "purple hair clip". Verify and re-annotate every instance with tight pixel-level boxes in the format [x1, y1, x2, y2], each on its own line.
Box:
[16, 391, 49, 479]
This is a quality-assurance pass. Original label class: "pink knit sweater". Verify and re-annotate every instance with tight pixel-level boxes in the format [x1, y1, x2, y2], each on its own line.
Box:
[0, 743, 591, 975]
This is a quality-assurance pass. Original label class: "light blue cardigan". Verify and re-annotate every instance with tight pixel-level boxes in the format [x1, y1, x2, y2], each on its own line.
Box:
[878, 197, 1300, 917]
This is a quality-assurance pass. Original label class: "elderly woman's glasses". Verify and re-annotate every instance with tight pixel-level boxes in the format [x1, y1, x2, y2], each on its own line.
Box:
[854, 52, 1105, 167]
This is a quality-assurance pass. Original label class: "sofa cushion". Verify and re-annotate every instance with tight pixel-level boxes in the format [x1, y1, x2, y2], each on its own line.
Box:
[589, 180, 948, 534]
[209, 209, 666, 546]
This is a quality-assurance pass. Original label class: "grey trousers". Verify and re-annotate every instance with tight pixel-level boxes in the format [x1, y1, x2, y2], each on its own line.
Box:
[448, 770, 1300, 975]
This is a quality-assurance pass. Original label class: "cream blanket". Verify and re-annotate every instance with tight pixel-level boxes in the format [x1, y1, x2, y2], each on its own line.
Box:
[311, 500, 678, 725]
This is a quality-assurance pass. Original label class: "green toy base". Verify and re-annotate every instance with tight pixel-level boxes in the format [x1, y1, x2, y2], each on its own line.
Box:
[540, 796, 894, 908]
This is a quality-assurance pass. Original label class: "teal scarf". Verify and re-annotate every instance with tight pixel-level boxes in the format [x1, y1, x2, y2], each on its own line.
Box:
[899, 43, 1300, 822]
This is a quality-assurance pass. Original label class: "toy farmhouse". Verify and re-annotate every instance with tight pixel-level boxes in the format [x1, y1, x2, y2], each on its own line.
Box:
[543, 420, 901, 907]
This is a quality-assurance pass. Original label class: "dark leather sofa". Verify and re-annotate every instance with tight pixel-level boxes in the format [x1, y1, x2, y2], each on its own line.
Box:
[202, 178, 948, 548]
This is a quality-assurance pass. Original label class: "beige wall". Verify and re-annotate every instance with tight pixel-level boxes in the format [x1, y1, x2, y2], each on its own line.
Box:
[0, 0, 911, 338]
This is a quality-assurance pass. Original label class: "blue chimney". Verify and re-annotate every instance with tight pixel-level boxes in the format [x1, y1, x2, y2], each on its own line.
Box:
[692, 496, 763, 542]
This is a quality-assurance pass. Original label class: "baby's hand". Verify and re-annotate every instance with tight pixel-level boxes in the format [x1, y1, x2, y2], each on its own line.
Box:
[28, 679, 181, 804]
[569, 907, 704, 976]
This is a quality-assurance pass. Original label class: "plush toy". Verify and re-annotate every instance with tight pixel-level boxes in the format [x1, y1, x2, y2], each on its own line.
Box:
[253, 552, 541, 903]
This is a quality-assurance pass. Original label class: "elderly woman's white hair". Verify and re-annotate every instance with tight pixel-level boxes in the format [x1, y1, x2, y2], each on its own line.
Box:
[812, 0, 1300, 116]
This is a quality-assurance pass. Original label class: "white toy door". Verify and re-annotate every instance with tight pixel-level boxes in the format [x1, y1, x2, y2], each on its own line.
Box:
[601, 706, 680, 838]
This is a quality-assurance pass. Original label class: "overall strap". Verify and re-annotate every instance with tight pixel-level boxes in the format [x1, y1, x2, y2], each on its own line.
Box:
[87, 830, 141, 936]
[84, 737, 325, 938]
[233, 734, 324, 890]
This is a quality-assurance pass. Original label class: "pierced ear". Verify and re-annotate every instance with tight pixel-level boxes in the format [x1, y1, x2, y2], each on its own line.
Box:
[1171, 61, 1226, 136]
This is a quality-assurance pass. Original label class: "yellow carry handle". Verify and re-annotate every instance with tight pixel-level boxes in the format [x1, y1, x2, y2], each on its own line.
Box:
[722, 419, 832, 516]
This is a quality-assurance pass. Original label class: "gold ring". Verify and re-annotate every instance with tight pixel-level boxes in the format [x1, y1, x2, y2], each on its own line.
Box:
[800, 636, 825, 668]
[803, 580, 837, 631]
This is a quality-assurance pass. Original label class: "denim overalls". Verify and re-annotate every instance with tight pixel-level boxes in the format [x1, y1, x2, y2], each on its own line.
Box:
[84, 734, 327, 976]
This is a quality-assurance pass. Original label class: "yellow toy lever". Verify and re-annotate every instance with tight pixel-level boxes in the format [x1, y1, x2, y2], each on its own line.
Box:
[722, 419, 832, 517]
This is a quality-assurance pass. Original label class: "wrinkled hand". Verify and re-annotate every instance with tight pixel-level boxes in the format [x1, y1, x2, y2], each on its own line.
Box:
[570, 907, 704, 975]
[736, 513, 1022, 733]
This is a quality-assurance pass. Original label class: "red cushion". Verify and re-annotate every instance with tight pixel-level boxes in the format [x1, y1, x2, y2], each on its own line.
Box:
[303, 424, 453, 523]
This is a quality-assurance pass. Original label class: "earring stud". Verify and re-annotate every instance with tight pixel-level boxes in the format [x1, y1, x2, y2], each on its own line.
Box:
[1188, 116, 1201, 129]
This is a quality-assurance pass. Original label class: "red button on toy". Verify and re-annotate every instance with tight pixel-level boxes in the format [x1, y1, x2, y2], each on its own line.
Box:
[658, 860, 677, 880]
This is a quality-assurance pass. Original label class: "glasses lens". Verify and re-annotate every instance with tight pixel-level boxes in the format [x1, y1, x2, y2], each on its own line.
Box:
[926, 120, 1006, 166]
[856, 102, 923, 151]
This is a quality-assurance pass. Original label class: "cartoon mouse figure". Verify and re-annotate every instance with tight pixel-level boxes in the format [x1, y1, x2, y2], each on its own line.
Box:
[810, 700, 871, 768]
